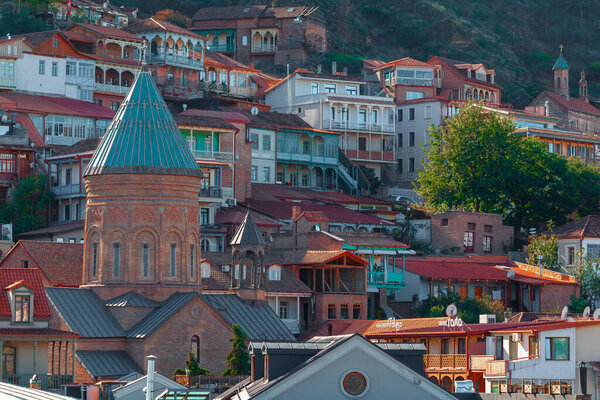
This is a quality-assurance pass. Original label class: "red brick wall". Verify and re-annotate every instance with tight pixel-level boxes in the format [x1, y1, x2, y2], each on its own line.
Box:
[92, 92, 125, 109]
[230, 122, 251, 202]
[315, 293, 367, 325]
[541, 283, 579, 312]
[394, 85, 436, 103]
[0, 244, 34, 269]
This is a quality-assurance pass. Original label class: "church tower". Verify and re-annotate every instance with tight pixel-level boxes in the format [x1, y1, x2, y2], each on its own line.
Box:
[230, 212, 265, 295]
[82, 68, 204, 291]
[553, 45, 570, 99]
[579, 70, 588, 100]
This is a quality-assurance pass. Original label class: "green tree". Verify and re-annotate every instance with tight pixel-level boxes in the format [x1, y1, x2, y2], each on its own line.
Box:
[0, 7, 48, 36]
[185, 351, 209, 376]
[1, 174, 53, 234]
[359, 164, 380, 193]
[222, 324, 250, 376]
[567, 253, 600, 304]
[153, 9, 191, 28]
[418, 292, 508, 323]
[525, 233, 559, 270]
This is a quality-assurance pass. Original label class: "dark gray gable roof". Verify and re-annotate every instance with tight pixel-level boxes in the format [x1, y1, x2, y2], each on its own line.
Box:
[76, 350, 142, 379]
[202, 294, 294, 341]
[46, 287, 125, 338]
[127, 292, 197, 338]
[229, 213, 265, 246]
[106, 291, 160, 308]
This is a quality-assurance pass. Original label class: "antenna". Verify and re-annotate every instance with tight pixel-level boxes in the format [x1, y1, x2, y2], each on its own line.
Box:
[560, 306, 568, 321]
[583, 306, 591, 319]
[593, 309, 600, 320]
[446, 304, 457, 318]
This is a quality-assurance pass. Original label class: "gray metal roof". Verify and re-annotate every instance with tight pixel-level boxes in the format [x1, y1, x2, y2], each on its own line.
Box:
[0, 381, 78, 400]
[202, 294, 295, 341]
[127, 292, 197, 338]
[229, 212, 266, 246]
[106, 291, 160, 308]
[46, 287, 125, 338]
[376, 342, 426, 351]
[76, 350, 142, 379]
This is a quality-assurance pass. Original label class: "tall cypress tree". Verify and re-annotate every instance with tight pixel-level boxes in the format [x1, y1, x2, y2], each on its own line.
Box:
[222, 324, 250, 376]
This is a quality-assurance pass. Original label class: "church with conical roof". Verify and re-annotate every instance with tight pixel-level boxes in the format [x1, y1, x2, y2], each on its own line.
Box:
[82, 67, 205, 298]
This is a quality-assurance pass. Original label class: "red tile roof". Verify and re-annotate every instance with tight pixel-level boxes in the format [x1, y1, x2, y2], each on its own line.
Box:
[362, 59, 387, 70]
[181, 109, 250, 123]
[73, 23, 143, 41]
[548, 215, 600, 239]
[0, 327, 79, 337]
[540, 91, 600, 117]
[249, 183, 390, 205]
[124, 18, 205, 39]
[269, 6, 307, 19]
[205, 52, 252, 70]
[0, 268, 52, 319]
[15, 113, 45, 147]
[0, 241, 83, 287]
[215, 209, 283, 227]
[490, 319, 600, 333]
[513, 127, 600, 143]
[373, 57, 432, 71]
[0, 92, 115, 119]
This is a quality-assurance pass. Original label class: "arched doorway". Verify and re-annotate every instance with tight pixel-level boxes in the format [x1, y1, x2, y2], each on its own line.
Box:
[441, 376, 453, 392]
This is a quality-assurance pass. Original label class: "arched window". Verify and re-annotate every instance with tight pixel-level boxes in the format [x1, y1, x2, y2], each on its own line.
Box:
[563, 77, 567, 89]
[190, 335, 200, 361]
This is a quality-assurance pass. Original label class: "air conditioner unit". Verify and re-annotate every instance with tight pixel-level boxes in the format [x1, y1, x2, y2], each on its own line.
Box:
[512, 333, 522, 342]
[479, 314, 496, 324]
[226, 198, 237, 207]
[221, 265, 230, 272]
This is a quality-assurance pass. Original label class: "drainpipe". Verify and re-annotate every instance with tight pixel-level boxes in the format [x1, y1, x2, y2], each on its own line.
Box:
[146, 355, 156, 400]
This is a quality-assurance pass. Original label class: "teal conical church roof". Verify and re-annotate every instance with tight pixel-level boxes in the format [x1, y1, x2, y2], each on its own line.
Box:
[85, 69, 202, 177]
[553, 46, 569, 70]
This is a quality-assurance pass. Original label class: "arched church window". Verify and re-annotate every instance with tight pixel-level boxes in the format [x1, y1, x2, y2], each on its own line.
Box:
[190, 335, 200, 361]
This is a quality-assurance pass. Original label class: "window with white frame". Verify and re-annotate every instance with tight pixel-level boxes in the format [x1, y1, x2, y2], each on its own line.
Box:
[567, 246, 576, 265]
[251, 166, 257, 181]
[14, 294, 31, 323]
[324, 83, 336, 93]
[406, 91, 424, 100]
[269, 265, 281, 280]
[66, 61, 76, 76]
[201, 263, 211, 278]
[38, 60, 45, 75]
[588, 244, 600, 259]
[311, 82, 318, 94]
[279, 301, 289, 318]
[263, 167, 270, 182]
[345, 85, 358, 95]
[51, 62, 58, 77]
[0, 62, 14, 78]
[263, 135, 271, 150]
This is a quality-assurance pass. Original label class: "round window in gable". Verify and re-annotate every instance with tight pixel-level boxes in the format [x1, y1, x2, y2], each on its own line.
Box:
[340, 369, 369, 398]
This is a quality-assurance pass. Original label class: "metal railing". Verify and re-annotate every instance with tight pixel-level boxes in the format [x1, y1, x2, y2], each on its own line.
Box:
[199, 186, 223, 198]
[324, 119, 395, 134]
[149, 53, 204, 69]
[207, 44, 233, 52]
[51, 184, 81, 196]
[2, 374, 72, 390]
[423, 354, 467, 370]
[95, 83, 130, 95]
[251, 44, 276, 53]
[192, 149, 235, 162]
[0, 76, 15, 88]
[369, 270, 405, 284]
[396, 77, 434, 86]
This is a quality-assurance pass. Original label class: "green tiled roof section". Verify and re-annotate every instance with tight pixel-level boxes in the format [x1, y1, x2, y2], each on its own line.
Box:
[553, 52, 569, 70]
[85, 69, 202, 177]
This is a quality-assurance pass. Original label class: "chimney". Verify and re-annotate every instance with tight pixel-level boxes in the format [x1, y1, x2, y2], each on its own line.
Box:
[291, 206, 301, 250]
[146, 355, 157, 400]
[29, 375, 41, 390]
[317, 64, 322, 74]
[331, 61, 337, 75]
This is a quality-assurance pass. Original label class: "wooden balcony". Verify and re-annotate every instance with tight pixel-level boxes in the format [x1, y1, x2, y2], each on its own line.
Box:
[470, 355, 493, 371]
[423, 354, 467, 370]
[485, 359, 508, 377]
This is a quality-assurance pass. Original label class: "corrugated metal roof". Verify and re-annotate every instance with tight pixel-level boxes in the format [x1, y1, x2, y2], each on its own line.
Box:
[85, 69, 202, 177]
[0, 381, 77, 400]
[106, 291, 160, 308]
[76, 350, 142, 379]
[202, 294, 295, 341]
[45, 287, 125, 338]
[229, 213, 266, 246]
[127, 292, 196, 338]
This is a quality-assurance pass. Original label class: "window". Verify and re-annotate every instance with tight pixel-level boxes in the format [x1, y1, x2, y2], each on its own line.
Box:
[65, 168, 72, 185]
[142, 243, 149, 277]
[92, 243, 97, 277]
[110, 101, 120, 111]
[269, 266, 281, 280]
[0, 62, 14, 78]
[201, 263, 211, 278]
[262, 135, 271, 150]
[529, 335, 538, 357]
[484, 224, 493, 233]
[113, 243, 120, 276]
[311, 82, 318, 94]
[21, 260, 28, 268]
[483, 236, 492, 253]
[398, 109, 403, 121]
[170, 243, 176, 276]
[441, 218, 448, 226]
[279, 301, 289, 318]
[301, 174, 309, 186]
[406, 91, 424, 100]
[190, 244, 194, 277]
[251, 166, 257, 181]
[358, 137, 367, 151]
[123, 49, 129, 59]
[327, 304, 336, 319]
[200, 208, 209, 226]
[397, 133, 403, 147]
[52, 37, 59, 48]
[567, 246, 576, 265]
[190, 335, 200, 361]
[587, 244, 600, 259]
[14, 295, 30, 322]
[78, 63, 93, 78]
[302, 141, 310, 154]
[345, 85, 358, 95]
[467, 222, 476, 230]
[425, 105, 432, 119]
[251, 133, 259, 149]
[330, 106, 336, 120]
[352, 304, 361, 319]
[290, 173, 297, 186]
[51, 62, 58, 77]
[64, 204, 70, 221]
[495, 336, 503, 360]
[371, 109, 378, 123]
[441, 338, 451, 354]
[409, 108, 415, 120]
[409, 132, 415, 146]
[408, 157, 415, 172]
[242, 35, 248, 46]
[2, 346, 15, 374]
[38, 60, 45, 75]
[397, 159, 403, 174]
[464, 231, 474, 252]
[340, 304, 349, 320]
[66, 61, 76, 76]
[263, 167, 270, 182]
[545, 337, 569, 360]
[457, 338, 466, 354]
[324, 83, 336, 93]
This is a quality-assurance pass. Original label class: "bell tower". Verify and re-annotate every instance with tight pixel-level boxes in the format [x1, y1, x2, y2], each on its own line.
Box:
[230, 212, 265, 295]
[579, 70, 588, 100]
[553, 45, 570, 99]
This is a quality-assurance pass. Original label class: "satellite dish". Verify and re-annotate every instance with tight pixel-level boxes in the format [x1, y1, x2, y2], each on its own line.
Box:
[506, 269, 515, 279]
[593, 309, 600, 320]
[250, 106, 259, 116]
[561, 306, 569, 321]
[446, 304, 458, 318]
[583, 306, 591, 319]
[1, 114, 7, 123]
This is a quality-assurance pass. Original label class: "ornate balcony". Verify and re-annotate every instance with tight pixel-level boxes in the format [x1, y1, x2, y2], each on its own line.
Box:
[423, 354, 467, 370]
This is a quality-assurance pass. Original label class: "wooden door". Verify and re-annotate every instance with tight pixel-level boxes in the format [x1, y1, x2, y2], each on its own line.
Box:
[474, 286, 483, 298]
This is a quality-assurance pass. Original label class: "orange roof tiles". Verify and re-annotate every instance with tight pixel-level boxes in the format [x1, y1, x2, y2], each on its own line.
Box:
[373, 57, 432, 71]
[0, 268, 52, 318]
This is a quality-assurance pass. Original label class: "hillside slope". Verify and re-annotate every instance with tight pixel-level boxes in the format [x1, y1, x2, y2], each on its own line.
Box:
[110, 0, 600, 108]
